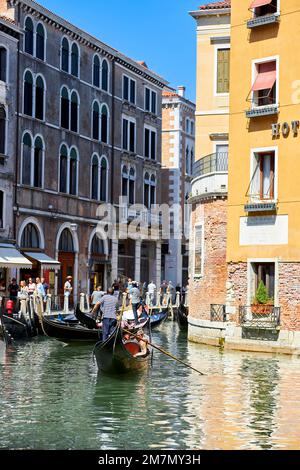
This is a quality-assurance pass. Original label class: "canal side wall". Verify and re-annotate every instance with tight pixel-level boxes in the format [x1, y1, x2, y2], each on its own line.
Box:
[188, 319, 300, 356]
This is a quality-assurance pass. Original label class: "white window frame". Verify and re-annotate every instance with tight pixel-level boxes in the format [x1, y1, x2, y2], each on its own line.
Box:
[144, 86, 157, 114]
[91, 99, 100, 141]
[101, 58, 110, 93]
[247, 258, 279, 308]
[122, 114, 136, 153]
[70, 41, 80, 79]
[70, 89, 80, 134]
[250, 55, 280, 109]
[251, 0, 280, 18]
[35, 73, 46, 121]
[144, 124, 157, 160]
[193, 223, 204, 279]
[214, 44, 230, 97]
[250, 146, 278, 203]
[100, 103, 110, 144]
[90, 152, 100, 201]
[20, 131, 45, 189]
[100, 155, 109, 202]
[35, 21, 47, 62]
[122, 74, 136, 104]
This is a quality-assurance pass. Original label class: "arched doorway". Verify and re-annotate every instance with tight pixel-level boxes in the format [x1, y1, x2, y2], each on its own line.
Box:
[19, 222, 41, 281]
[58, 228, 75, 300]
[89, 234, 107, 294]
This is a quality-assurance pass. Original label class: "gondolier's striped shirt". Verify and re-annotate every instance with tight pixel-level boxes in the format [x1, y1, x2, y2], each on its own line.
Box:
[99, 294, 118, 319]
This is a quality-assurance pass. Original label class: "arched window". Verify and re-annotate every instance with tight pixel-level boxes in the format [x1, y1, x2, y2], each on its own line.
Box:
[92, 101, 100, 140]
[102, 59, 108, 91]
[0, 106, 6, 155]
[91, 234, 104, 255]
[0, 190, 3, 229]
[59, 144, 68, 193]
[144, 172, 150, 209]
[190, 148, 194, 175]
[61, 37, 69, 72]
[24, 17, 34, 55]
[21, 223, 40, 249]
[150, 175, 156, 205]
[100, 157, 107, 202]
[186, 146, 190, 175]
[101, 105, 108, 143]
[22, 133, 32, 186]
[34, 136, 43, 188]
[69, 148, 78, 195]
[24, 71, 33, 116]
[71, 91, 79, 133]
[93, 55, 100, 88]
[59, 228, 74, 252]
[91, 154, 99, 200]
[0, 47, 7, 82]
[71, 43, 79, 77]
[36, 23, 45, 61]
[61, 87, 69, 129]
[129, 167, 135, 205]
[122, 165, 128, 197]
[35, 76, 45, 120]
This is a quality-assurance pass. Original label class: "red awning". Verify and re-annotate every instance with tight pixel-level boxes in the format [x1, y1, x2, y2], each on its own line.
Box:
[252, 62, 276, 91]
[250, 0, 273, 8]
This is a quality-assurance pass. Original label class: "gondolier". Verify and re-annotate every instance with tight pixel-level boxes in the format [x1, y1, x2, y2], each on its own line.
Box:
[99, 288, 118, 341]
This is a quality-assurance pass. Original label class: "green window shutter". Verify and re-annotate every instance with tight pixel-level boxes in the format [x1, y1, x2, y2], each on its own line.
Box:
[217, 49, 230, 93]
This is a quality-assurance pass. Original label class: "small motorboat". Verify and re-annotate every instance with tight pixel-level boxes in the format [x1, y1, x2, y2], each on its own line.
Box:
[93, 325, 150, 374]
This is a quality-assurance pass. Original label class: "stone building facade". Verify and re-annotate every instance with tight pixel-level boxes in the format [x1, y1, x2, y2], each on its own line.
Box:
[0, 0, 167, 305]
[161, 86, 195, 288]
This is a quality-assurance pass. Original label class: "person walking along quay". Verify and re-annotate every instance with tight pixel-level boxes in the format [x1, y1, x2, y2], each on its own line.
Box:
[98, 288, 118, 341]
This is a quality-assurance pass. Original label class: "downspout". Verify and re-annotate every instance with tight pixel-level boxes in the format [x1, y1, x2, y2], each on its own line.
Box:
[110, 57, 115, 206]
[13, 2, 21, 244]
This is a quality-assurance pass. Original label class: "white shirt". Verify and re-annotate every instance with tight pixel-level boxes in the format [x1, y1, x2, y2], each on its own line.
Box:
[148, 283, 156, 294]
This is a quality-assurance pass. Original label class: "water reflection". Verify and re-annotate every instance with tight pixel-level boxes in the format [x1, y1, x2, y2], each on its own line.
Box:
[0, 324, 300, 449]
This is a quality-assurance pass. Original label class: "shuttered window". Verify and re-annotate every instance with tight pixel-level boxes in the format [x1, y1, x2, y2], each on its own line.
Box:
[217, 48, 230, 94]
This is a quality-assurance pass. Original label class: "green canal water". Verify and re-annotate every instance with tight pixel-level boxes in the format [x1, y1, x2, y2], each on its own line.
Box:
[1, 321, 300, 450]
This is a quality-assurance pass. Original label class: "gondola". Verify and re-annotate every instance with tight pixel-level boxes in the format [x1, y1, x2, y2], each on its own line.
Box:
[148, 308, 169, 329]
[38, 313, 102, 343]
[176, 304, 189, 330]
[1, 313, 36, 340]
[93, 325, 150, 374]
[75, 304, 98, 329]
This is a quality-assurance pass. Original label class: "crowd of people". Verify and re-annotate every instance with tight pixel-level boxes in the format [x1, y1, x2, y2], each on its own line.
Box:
[4, 277, 50, 302]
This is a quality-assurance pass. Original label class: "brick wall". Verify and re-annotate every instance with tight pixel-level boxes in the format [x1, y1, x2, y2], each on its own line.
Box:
[278, 263, 300, 331]
[227, 262, 248, 323]
[189, 197, 227, 320]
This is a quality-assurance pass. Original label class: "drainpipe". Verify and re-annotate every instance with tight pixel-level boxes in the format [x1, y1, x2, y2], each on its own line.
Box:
[110, 58, 115, 206]
[13, 2, 21, 245]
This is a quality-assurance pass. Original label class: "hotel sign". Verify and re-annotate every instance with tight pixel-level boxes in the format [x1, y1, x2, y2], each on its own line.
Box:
[272, 121, 300, 138]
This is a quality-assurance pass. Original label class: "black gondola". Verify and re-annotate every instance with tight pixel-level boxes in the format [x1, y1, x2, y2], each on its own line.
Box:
[38, 313, 102, 343]
[1, 313, 36, 340]
[75, 305, 98, 329]
[93, 325, 150, 374]
[176, 304, 189, 330]
[148, 309, 169, 329]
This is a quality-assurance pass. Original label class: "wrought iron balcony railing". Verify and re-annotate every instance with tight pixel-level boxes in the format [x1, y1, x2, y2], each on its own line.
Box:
[210, 304, 227, 322]
[193, 152, 228, 179]
[239, 305, 281, 329]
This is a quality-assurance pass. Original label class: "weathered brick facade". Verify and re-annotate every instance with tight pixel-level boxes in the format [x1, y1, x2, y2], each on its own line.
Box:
[189, 196, 227, 320]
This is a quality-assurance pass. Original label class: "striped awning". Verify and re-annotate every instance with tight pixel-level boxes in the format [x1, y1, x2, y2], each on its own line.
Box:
[24, 252, 61, 271]
[0, 244, 32, 269]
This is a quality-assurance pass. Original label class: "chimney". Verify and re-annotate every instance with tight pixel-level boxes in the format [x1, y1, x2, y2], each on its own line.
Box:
[177, 86, 186, 98]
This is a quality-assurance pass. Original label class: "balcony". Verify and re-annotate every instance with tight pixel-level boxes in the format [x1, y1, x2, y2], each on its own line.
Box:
[239, 305, 281, 330]
[247, 13, 279, 29]
[246, 105, 278, 118]
[244, 202, 277, 213]
[191, 152, 228, 199]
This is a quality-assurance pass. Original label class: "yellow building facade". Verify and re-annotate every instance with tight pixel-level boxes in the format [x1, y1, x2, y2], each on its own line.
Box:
[188, 0, 300, 354]
[228, 0, 300, 333]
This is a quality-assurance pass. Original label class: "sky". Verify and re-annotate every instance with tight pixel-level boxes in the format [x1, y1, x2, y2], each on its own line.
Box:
[39, 0, 208, 102]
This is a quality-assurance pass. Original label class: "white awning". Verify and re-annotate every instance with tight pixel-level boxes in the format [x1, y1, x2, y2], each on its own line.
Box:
[0, 244, 32, 269]
[24, 252, 61, 271]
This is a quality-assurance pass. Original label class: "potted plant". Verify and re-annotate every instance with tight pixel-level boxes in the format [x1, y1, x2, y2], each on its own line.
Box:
[251, 281, 274, 315]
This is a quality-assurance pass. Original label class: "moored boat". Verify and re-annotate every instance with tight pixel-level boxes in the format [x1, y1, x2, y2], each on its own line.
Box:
[38, 313, 102, 343]
[148, 309, 169, 330]
[176, 304, 189, 330]
[93, 325, 150, 374]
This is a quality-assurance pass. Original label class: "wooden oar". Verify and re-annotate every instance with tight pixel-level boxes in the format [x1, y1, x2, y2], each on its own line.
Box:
[123, 328, 205, 376]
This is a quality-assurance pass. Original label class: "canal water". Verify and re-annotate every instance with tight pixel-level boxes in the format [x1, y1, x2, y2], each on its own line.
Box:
[1, 321, 300, 450]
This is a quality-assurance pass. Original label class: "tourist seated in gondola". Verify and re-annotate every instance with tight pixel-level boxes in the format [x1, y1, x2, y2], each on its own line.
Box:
[133, 329, 150, 358]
